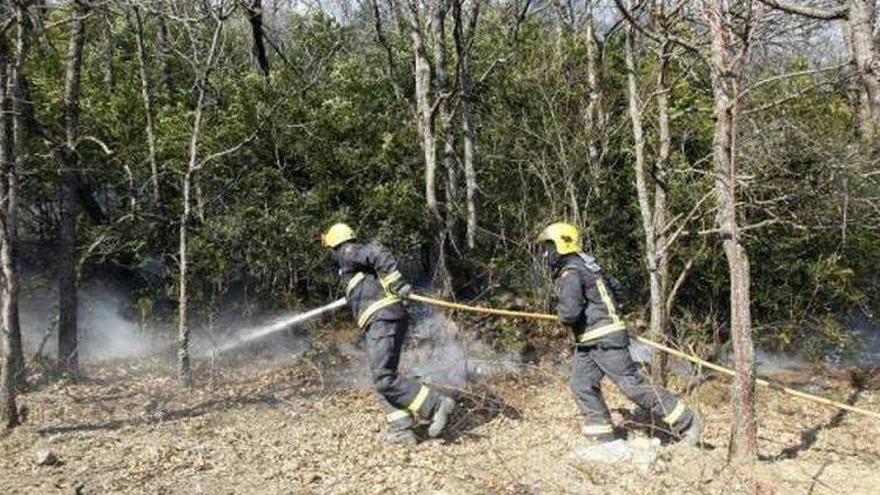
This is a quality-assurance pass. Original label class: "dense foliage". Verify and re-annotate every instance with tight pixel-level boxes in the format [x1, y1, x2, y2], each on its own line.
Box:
[9, 1, 880, 361]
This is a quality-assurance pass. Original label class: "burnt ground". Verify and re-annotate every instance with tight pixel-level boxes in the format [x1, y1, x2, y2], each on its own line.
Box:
[1, 353, 879, 495]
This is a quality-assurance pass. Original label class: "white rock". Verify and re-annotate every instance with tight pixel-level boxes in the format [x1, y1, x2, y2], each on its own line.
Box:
[34, 449, 60, 467]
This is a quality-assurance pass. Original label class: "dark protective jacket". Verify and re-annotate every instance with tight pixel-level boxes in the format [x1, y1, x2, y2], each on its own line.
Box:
[554, 253, 629, 348]
[333, 241, 406, 328]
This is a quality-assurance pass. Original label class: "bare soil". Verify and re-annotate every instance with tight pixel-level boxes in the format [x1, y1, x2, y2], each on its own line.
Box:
[2, 355, 879, 494]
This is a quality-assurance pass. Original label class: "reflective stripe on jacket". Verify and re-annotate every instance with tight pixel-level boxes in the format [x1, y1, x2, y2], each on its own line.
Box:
[335, 241, 406, 328]
[554, 253, 629, 348]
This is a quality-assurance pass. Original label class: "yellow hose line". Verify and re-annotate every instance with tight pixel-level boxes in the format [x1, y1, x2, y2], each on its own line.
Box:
[408, 293, 880, 421]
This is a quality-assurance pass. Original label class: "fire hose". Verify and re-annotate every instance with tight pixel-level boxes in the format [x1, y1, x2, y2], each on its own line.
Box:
[406, 293, 880, 421]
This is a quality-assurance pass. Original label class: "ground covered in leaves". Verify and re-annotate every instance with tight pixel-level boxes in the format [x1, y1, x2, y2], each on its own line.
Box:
[2, 353, 880, 494]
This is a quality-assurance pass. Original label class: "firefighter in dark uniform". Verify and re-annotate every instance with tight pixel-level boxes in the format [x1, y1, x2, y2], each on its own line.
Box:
[322, 223, 456, 445]
[538, 222, 703, 445]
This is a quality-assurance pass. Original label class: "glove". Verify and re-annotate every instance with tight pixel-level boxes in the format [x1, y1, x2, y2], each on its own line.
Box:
[389, 280, 413, 298]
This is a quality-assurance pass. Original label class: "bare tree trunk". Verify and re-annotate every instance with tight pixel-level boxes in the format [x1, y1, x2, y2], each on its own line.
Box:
[156, 14, 173, 94]
[432, 0, 456, 245]
[100, 11, 115, 91]
[407, 0, 452, 294]
[848, 0, 880, 142]
[58, 1, 88, 372]
[371, 0, 404, 99]
[179, 19, 224, 385]
[652, 37, 672, 384]
[178, 169, 193, 384]
[131, 6, 161, 207]
[0, 30, 21, 429]
[247, 0, 270, 77]
[5, 2, 28, 388]
[550, 0, 571, 62]
[453, 0, 479, 250]
[584, 2, 604, 167]
[624, 24, 668, 383]
[705, 1, 757, 463]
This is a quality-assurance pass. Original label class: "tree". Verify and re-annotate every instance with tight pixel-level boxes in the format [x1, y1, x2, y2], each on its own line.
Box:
[703, 0, 759, 462]
[2, 0, 28, 392]
[452, 0, 480, 251]
[0, 7, 21, 428]
[56, 0, 89, 372]
[245, 0, 270, 77]
[129, 4, 161, 207]
[406, 0, 453, 294]
[177, 7, 227, 385]
[618, 0, 687, 384]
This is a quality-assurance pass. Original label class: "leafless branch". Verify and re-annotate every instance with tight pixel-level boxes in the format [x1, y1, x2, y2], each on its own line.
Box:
[73, 135, 113, 155]
[194, 132, 257, 171]
[756, 0, 848, 21]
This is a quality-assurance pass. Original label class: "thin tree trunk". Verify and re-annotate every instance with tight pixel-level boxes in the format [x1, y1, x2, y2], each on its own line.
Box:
[131, 7, 161, 207]
[453, 0, 479, 250]
[706, 1, 757, 462]
[371, 0, 404, 99]
[408, 0, 452, 294]
[432, 0, 457, 249]
[848, 0, 880, 143]
[652, 37, 672, 384]
[624, 25, 668, 383]
[247, 0, 270, 77]
[100, 12, 115, 91]
[179, 19, 224, 385]
[0, 30, 20, 428]
[58, 1, 88, 372]
[584, 2, 603, 167]
[178, 169, 193, 384]
[156, 14, 173, 94]
[5, 2, 27, 388]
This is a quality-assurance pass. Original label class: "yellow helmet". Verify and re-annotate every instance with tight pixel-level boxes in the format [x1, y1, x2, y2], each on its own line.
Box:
[321, 223, 356, 248]
[537, 222, 582, 255]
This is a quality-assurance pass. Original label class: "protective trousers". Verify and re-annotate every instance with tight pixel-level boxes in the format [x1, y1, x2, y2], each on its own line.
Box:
[571, 345, 694, 437]
[366, 319, 442, 430]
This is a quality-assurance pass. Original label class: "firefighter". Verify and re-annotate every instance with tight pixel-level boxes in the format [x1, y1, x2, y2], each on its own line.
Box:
[321, 223, 456, 445]
[537, 222, 703, 445]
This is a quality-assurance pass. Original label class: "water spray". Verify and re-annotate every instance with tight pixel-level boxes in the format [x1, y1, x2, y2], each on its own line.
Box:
[217, 298, 347, 353]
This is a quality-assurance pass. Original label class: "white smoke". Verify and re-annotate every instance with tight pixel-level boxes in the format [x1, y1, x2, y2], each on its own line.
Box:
[20, 284, 157, 362]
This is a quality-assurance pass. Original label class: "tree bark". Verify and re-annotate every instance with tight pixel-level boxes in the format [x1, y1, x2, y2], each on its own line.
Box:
[0, 27, 20, 428]
[705, 1, 757, 463]
[453, 0, 479, 251]
[58, 0, 88, 372]
[651, 36, 672, 384]
[131, 6, 161, 207]
[847, 0, 880, 143]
